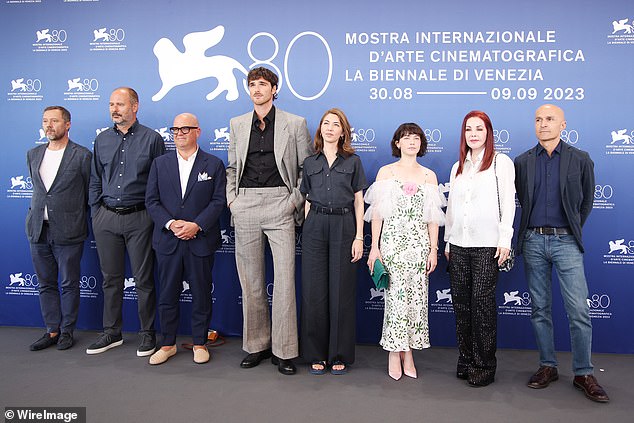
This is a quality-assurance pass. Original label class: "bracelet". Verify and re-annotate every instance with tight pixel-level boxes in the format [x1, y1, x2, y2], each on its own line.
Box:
[431, 246, 439, 250]
[354, 236, 363, 241]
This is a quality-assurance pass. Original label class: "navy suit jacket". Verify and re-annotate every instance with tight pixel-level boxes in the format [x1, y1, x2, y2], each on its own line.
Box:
[146, 149, 227, 257]
[514, 140, 594, 254]
[26, 140, 92, 245]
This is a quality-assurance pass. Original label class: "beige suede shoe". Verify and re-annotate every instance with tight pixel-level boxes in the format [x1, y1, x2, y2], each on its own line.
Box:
[193, 346, 210, 364]
[149, 345, 177, 365]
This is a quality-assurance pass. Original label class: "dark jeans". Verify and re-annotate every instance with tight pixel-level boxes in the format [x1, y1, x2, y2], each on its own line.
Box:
[30, 224, 84, 334]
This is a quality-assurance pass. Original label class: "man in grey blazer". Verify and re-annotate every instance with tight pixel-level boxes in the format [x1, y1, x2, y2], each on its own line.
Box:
[227, 67, 313, 375]
[26, 106, 91, 351]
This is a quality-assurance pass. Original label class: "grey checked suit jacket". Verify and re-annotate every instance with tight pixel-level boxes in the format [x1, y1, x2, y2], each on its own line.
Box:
[226, 108, 313, 226]
[26, 140, 92, 245]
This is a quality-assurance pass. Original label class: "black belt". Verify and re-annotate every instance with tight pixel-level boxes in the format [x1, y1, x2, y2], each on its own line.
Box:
[312, 206, 351, 215]
[530, 227, 571, 235]
[103, 203, 146, 215]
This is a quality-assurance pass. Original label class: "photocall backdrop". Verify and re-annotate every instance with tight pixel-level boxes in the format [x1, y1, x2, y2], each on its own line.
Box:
[1, 0, 632, 354]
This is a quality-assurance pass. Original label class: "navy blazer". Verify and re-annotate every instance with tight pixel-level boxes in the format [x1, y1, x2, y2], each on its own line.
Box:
[514, 141, 594, 253]
[25, 140, 92, 245]
[146, 149, 227, 256]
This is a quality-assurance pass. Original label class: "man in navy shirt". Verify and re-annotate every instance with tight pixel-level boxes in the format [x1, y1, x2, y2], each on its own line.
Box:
[514, 104, 608, 403]
[87, 87, 165, 357]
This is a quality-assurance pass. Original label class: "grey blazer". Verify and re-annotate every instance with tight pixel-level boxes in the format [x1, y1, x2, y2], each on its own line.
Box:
[226, 107, 313, 225]
[26, 140, 92, 245]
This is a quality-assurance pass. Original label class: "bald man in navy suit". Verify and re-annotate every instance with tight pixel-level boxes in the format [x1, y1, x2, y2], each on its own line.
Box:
[145, 113, 226, 365]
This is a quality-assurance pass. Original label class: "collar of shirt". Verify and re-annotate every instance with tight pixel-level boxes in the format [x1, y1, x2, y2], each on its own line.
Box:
[177, 146, 199, 163]
[315, 150, 343, 164]
[465, 148, 485, 164]
[177, 146, 198, 198]
[252, 106, 276, 130]
[536, 139, 562, 156]
[464, 148, 485, 174]
[113, 119, 139, 135]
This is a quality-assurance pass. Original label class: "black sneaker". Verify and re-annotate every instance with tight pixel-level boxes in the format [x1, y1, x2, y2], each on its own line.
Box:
[57, 332, 74, 350]
[29, 332, 59, 351]
[136, 332, 156, 357]
[86, 333, 123, 355]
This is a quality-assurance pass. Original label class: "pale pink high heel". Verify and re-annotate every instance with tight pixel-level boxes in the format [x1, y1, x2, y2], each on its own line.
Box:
[401, 351, 418, 379]
[388, 351, 402, 380]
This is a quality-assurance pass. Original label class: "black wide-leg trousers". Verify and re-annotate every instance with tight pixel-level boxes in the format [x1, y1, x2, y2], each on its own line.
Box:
[448, 244, 499, 384]
[300, 210, 357, 364]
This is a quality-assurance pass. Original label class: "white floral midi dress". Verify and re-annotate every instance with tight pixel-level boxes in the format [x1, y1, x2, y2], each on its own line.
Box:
[364, 180, 446, 351]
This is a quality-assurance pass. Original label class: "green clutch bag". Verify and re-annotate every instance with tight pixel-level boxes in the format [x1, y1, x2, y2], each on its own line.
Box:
[369, 259, 389, 290]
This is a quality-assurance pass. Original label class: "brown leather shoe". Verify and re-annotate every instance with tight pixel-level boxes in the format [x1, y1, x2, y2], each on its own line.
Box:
[573, 375, 610, 403]
[527, 366, 559, 389]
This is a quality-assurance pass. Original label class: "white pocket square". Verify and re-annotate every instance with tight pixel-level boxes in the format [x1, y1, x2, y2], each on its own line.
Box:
[197, 172, 210, 181]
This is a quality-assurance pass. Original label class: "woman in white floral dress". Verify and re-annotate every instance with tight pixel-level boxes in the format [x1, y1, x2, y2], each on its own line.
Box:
[365, 123, 446, 380]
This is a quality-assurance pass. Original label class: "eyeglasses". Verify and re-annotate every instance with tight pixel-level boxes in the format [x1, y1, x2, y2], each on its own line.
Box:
[169, 126, 198, 135]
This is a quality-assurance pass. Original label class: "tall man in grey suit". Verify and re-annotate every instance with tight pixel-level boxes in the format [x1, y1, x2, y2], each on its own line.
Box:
[87, 87, 166, 356]
[227, 67, 313, 375]
[26, 106, 91, 351]
[515, 104, 608, 403]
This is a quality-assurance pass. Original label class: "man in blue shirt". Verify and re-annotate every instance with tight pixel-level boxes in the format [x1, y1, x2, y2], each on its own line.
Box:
[87, 87, 165, 357]
[514, 104, 608, 403]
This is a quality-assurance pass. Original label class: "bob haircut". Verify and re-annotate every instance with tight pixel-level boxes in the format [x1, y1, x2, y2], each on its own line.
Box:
[456, 110, 495, 175]
[314, 108, 355, 158]
[390, 122, 427, 157]
[247, 67, 279, 101]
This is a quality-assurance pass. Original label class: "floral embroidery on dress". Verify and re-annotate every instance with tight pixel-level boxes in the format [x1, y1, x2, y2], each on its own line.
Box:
[364, 180, 446, 351]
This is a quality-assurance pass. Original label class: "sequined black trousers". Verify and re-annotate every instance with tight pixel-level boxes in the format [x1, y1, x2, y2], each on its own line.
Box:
[448, 244, 499, 385]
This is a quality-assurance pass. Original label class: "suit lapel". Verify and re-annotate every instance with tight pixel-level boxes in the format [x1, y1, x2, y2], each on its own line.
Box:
[559, 140, 571, 195]
[48, 142, 76, 192]
[168, 152, 181, 198]
[526, 145, 537, 207]
[274, 110, 289, 178]
[30, 145, 47, 192]
[237, 114, 251, 175]
[182, 151, 207, 202]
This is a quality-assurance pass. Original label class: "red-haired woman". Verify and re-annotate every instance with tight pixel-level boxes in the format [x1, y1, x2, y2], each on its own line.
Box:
[444, 111, 515, 387]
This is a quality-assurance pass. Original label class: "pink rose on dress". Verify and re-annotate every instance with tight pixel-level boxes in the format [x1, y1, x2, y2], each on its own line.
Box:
[402, 182, 418, 196]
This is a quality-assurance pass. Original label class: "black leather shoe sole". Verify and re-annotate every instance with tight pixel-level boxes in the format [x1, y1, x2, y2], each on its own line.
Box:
[468, 379, 493, 388]
[240, 349, 272, 368]
[29, 334, 59, 351]
[56, 335, 73, 350]
[271, 356, 296, 375]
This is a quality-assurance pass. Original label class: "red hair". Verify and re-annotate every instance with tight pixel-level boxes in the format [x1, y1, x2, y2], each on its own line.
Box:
[456, 110, 495, 175]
